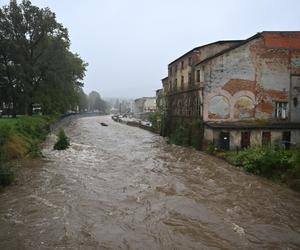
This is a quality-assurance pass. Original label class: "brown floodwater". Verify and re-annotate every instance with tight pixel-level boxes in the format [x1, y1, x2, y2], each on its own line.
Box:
[0, 115, 300, 250]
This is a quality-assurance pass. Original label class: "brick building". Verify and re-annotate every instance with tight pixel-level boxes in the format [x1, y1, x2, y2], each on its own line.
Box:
[162, 31, 300, 150]
[197, 31, 300, 150]
[163, 40, 242, 147]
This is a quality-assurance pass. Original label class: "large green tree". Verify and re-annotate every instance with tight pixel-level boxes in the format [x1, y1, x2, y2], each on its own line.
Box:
[0, 0, 87, 115]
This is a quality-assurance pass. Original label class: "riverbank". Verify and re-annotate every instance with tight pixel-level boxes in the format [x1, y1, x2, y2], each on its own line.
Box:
[210, 146, 300, 192]
[0, 116, 55, 160]
[0, 116, 55, 186]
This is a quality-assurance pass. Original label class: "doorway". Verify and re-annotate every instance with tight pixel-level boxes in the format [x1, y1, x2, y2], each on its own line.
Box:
[282, 131, 291, 149]
[219, 132, 230, 151]
[241, 131, 251, 149]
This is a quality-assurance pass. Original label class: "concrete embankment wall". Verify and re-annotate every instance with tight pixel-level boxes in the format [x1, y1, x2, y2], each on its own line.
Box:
[111, 116, 158, 134]
[50, 112, 105, 133]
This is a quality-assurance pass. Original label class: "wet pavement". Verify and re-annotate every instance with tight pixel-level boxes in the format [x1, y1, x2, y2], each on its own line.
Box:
[0, 115, 300, 250]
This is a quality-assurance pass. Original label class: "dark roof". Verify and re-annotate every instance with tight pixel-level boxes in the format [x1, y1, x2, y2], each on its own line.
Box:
[205, 121, 300, 130]
[168, 40, 244, 66]
[195, 33, 262, 66]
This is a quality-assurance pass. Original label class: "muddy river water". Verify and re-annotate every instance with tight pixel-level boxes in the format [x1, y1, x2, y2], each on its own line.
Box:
[0, 116, 300, 250]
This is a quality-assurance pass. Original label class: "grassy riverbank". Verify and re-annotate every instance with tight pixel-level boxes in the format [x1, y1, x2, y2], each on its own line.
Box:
[0, 116, 55, 186]
[217, 146, 300, 192]
[0, 116, 54, 161]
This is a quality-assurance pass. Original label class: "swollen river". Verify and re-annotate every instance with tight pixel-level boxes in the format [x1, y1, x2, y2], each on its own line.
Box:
[0, 116, 300, 249]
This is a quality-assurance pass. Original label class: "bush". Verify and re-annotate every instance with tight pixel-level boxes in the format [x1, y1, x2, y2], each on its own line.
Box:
[54, 129, 70, 150]
[0, 164, 15, 186]
[148, 112, 161, 131]
[225, 146, 292, 178]
[169, 125, 189, 146]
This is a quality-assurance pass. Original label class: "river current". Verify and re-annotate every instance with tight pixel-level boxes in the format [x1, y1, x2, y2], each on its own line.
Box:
[0, 116, 300, 249]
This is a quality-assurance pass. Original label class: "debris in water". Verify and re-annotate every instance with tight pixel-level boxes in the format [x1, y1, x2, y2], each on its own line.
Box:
[232, 223, 245, 236]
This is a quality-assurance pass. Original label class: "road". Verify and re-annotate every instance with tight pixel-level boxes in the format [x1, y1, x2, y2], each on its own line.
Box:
[0, 116, 300, 249]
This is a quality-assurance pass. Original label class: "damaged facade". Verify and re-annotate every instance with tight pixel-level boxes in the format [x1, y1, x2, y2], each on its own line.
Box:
[162, 31, 300, 150]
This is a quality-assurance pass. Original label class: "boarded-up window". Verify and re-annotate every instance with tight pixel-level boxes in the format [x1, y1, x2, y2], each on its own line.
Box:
[241, 131, 251, 148]
[262, 131, 271, 146]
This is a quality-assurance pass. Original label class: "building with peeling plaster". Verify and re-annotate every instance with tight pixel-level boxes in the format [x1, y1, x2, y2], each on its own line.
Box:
[162, 31, 300, 150]
[162, 40, 242, 147]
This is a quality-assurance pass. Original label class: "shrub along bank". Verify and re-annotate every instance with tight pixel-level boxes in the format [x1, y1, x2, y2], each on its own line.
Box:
[0, 116, 54, 186]
[223, 146, 300, 192]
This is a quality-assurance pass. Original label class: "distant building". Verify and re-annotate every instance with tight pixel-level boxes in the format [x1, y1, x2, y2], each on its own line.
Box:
[133, 97, 156, 120]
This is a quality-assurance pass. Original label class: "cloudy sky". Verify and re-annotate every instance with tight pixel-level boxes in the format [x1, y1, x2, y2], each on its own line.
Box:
[1, 0, 300, 98]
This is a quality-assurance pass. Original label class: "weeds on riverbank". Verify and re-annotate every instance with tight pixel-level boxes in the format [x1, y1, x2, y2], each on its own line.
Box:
[169, 125, 190, 146]
[54, 129, 70, 150]
[0, 116, 53, 186]
[0, 116, 50, 160]
[224, 146, 300, 192]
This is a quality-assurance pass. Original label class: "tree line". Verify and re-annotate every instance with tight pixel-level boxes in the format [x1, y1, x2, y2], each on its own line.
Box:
[0, 0, 88, 116]
[78, 90, 109, 114]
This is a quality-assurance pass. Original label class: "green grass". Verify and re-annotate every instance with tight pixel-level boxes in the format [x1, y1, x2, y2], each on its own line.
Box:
[0, 115, 54, 186]
[0, 115, 52, 161]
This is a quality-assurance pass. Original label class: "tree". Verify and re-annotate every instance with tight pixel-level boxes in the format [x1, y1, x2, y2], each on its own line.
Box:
[88, 91, 101, 111]
[78, 88, 88, 112]
[0, 0, 87, 115]
[88, 91, 108, 113]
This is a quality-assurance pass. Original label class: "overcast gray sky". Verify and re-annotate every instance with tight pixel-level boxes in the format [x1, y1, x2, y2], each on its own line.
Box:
[2, 0, 300, 98]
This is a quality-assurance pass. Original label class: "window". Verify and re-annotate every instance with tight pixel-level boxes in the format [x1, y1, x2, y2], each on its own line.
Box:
[275, 102, 288, 119]
[181, 61, 184, 70]
[181, 76, 184, 88]
[169, 67, 172, 76]
[174, 79, 177, 90]
[188, 57, 192, 66]
[196, 96, 201, 116]
[262, 131, 271, 146]
[196, 70, 200, 82]
[188, 73, 192, 85]
[200, 67, 204, 82]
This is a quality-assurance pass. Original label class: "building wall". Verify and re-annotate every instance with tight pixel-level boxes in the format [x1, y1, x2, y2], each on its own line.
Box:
[168, 42, 241, 93]
[144, 98, 156, 112]
[204, 128, 300, 150]
[199, 33, 300, 123]
[133, 97, 156, 119]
